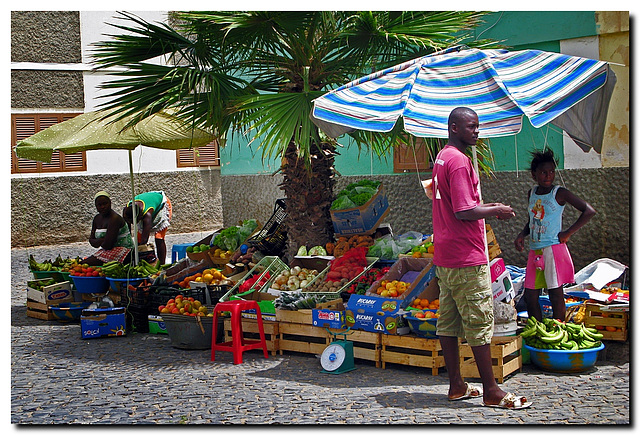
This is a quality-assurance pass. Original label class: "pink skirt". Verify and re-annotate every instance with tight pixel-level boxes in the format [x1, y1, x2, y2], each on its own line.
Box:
[524, 243, 575, 290]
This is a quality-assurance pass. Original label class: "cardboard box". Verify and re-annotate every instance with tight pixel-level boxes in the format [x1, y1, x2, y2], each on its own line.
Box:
[289, 257, 331, 274]
[148, 315, 168, 334]
[312, 309, 345, 329]
[26, 280, 74, 305]
[489, 258, 506, 282]
[345, 294, 410, 335]
[331, 184, 390, 236]
[408, 276, 440, 304]
[366, 257, 436, 309]
[491, 270, 515, 303]
[232, 289, 277, 317]
[81, 307, 126, 339]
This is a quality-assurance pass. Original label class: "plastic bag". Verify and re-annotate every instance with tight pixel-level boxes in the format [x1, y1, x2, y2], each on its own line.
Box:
[237, 219, 258, 243]
[367, 232, 424, 260]
[395, 231, 424, 254]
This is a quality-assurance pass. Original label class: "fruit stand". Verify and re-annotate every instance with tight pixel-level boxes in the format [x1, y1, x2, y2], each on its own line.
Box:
[23, 182, 628, 378]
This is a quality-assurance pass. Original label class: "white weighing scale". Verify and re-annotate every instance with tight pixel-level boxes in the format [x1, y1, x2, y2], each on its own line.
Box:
[320, 329, 356, 374]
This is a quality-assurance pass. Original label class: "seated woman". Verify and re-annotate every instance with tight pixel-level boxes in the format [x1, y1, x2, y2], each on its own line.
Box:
[84, 191, 134, 266]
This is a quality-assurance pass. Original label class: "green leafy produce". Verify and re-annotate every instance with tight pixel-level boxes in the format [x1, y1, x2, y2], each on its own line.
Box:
[212, 219, 258, 251]
[308, 246, 327, 256]
[331, 179, 381, 210]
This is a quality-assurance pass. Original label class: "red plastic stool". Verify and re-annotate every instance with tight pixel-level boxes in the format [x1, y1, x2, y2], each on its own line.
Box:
[211, 300, 269, 364]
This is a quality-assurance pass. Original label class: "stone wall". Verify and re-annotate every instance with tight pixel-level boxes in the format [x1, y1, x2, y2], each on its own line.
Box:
[11, 11, 85, 109]
[11, 169, 224, 247]
[220, 167, 630, 271]
[12, 167, 629, 272]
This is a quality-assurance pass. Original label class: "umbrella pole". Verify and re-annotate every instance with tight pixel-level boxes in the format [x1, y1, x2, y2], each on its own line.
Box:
[128, 149, 139, 265]
[472, 144, 491, 263]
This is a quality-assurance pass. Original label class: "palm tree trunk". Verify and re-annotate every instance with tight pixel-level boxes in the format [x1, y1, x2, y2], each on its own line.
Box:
[279, 139, 336, 260]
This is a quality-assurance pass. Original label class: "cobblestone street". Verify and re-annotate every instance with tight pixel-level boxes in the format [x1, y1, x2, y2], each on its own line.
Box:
[10, 235, 630, 425]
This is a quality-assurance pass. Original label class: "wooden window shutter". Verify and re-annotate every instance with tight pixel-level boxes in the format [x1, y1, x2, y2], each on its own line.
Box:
[176, 141, 220, 168]
[393, 138, 433, 173]
[11, 113, 86, 174]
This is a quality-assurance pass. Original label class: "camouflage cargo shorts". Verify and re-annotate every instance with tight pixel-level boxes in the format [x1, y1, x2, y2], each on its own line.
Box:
[435, 264, 494, 347]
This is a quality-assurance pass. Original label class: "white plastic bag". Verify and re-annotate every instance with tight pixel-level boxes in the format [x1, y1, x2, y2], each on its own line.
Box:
[573, 258, 627, 290]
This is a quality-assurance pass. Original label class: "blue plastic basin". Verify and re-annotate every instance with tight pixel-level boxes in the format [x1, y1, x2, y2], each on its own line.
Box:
[523, 343, 604, 373]
[71, 275, 109, 294]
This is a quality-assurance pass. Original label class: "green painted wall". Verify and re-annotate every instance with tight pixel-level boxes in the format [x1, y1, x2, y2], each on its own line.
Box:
[473, 11, 596, 47]
[221, 11, 598, 176]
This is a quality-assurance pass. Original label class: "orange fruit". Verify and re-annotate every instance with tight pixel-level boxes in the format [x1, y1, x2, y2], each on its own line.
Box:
[605, 326, 618, 332]
[203, 273, 214, 283]
[413, 298, 422, 306]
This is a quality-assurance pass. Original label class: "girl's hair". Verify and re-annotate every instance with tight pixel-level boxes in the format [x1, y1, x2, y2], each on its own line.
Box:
[529, 148, 556, 172]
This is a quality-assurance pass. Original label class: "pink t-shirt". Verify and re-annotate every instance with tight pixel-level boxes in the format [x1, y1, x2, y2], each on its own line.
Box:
[431, 145, 487, 268]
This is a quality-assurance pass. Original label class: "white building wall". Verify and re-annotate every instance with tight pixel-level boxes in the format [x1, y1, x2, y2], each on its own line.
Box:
[80, 11, 184, 176]
[559, 36, 604, 170]
[11, 11, 190, 178]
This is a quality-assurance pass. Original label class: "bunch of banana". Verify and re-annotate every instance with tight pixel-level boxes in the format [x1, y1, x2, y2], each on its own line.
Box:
[28, 255, 54, 271]
[572, 304, 586, 323]
[520, 316, 603, 350]
[101, 260, 160, 279]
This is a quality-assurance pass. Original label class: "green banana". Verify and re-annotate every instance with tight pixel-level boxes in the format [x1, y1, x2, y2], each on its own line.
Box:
[536, 322, 551, 337]
[581, 324, 604, 341]
[520, 326, 537, 338]
[540, 328, 564, 344]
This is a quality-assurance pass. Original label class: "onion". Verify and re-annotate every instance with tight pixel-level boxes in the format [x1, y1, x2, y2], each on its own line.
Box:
[272, 283, 281, 290]
[300, 279, 309, 288]
[291, 266, 301, 276]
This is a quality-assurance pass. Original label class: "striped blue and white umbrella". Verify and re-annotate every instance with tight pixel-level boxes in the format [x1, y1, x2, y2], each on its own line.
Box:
[311, 47, 616, 152]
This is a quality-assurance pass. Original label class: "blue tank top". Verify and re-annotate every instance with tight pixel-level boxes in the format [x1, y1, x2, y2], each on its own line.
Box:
[528, 185, 564, 250]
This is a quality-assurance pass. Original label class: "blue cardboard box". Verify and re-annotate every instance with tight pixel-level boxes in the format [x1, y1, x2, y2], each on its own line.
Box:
[345, 294, 409, 335]
[330, 184, 390, 236]
[312, 309, 345, 329]
[81, 307, 126, 339]
[365, 257, 436, 309]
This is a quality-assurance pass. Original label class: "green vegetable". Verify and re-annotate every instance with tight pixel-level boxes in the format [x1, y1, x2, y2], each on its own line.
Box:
[297, 246, 308, 256]
[332, 179, 381, 210]
[308, 246, 327, 256]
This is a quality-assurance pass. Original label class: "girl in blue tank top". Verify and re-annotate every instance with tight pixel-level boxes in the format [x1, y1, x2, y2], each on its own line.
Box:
[514, 149, 596, 322]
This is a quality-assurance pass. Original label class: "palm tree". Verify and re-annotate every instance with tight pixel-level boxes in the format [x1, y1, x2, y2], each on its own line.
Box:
[92, 11, 497, 257]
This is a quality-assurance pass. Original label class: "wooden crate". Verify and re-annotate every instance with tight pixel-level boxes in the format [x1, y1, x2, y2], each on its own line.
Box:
[485, 224, 501, 261]
[26, 301, 55, 321]
[278, 322, 381, 367]
[276, 309, 313, 325]
[584, 303, 628, 341]
[278, 322, 331, 356]
[459, 336, 522, 383]
[223, 318, 279, 355]
[381, 334, 445, 375]
[327, 328, 381, 367]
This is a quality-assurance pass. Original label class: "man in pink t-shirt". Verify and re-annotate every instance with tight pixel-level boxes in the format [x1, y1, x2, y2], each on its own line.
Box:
[430, 107, 531, 410]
